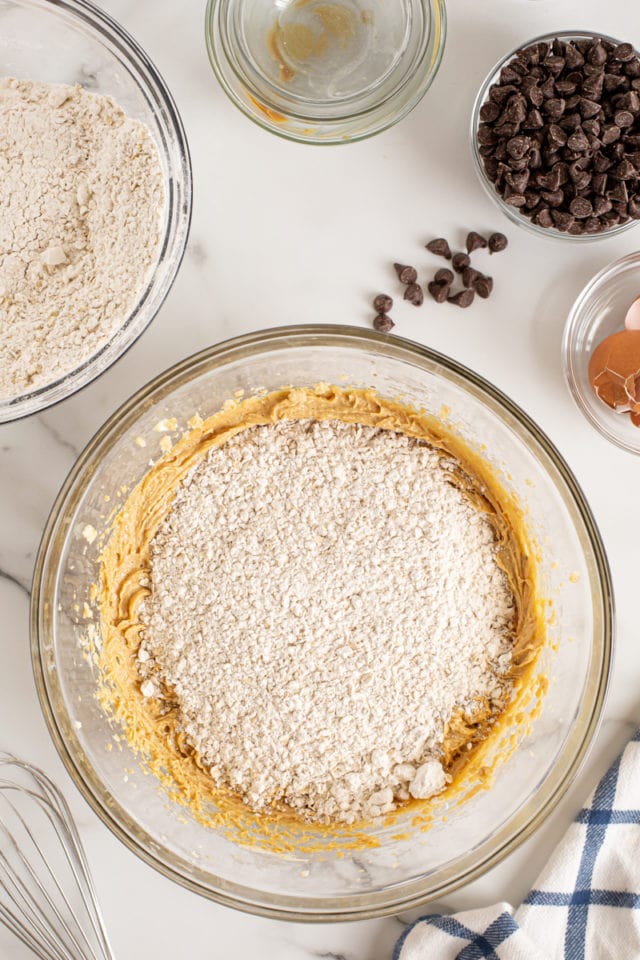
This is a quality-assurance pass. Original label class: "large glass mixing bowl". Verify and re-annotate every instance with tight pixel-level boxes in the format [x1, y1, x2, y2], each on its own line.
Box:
[31, 326, 612, 920]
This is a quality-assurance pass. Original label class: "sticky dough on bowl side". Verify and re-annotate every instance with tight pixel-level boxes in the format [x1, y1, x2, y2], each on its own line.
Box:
[96, 384, 547, 854]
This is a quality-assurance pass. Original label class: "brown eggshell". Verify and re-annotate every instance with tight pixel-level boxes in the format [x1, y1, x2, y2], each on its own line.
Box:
[589, 330, 640, 414]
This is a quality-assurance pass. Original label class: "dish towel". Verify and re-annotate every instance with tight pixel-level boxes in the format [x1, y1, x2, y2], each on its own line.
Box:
[394, 728, 640, 960]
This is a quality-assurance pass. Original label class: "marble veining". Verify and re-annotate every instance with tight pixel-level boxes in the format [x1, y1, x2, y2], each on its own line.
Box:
[1, 0, 639, 957]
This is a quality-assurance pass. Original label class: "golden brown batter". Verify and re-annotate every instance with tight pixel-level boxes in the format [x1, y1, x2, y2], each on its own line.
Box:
[98, 386, 545, 851]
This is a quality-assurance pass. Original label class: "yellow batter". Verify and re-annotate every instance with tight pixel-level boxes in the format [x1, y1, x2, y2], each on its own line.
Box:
[98, 385, 545, 851]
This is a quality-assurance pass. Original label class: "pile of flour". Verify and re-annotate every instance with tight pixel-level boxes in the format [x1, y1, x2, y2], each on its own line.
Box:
[0, 77, 165, 399]
[138, 419, 516, 824]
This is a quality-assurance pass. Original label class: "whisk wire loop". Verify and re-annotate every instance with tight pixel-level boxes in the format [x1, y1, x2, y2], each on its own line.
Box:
[0, 754, 115, 960]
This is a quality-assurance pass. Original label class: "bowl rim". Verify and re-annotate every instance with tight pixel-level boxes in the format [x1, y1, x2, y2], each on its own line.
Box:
[203, 0, 447, 145]
[30, 324, 614, 921]
[562, 249, 640, 455]
[0, 0, 193, 423]
[470, 29, 640, 243]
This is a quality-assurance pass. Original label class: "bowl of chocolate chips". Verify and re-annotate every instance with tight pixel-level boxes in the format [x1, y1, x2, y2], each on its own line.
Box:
[471, 32, 640, 240]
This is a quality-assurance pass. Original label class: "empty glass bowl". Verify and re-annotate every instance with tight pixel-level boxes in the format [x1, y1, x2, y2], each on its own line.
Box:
[470, 31, 640, 242]
[205, 0, 446, 144]
[0, 0, 192, 423]
[32, 327, 612, 919]
[563, 251, 640, 454]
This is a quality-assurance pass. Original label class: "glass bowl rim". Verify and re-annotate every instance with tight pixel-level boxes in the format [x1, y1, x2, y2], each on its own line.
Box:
[203, 0, 447, 145]
[31, 324, 613, 921]
[562, 249, 640, 455]
[0, 0, 193, 424]
[470, 29, 640, 243]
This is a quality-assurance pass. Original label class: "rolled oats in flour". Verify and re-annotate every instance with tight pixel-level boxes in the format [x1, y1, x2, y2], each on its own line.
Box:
[139, 419, 517, 824]
[0, 77, 165, 399]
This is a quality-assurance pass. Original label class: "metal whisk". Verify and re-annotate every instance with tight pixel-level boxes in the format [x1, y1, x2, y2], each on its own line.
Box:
[0, 753, 114, 960]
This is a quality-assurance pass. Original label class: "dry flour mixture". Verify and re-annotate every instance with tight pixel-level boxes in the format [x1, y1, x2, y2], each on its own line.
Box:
[0, 77, 165, 399]
[136, 418, 517, 825]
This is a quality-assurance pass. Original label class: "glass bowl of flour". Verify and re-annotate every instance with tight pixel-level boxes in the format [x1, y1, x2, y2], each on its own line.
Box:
[31, 326, 612, 919]
[0, 0, 192, 422]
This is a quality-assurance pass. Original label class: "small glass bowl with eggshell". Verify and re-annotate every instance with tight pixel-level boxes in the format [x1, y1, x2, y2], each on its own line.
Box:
[563, 251, 640, 454]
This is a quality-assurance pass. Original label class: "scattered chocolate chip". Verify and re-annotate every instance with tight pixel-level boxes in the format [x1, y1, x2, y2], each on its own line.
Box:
[462, 266, 481, 288]
[488, 232, 508, 253]
[425, 238, 452, 259]
[428, 280, 450, 303]
[373, 294, 393, 314]
[474, 275, 494, 299]
[373, 314, 394, 332]
[452, 252, 471, 273]
[403, 283, 424, 306]
[434, 268, 454, 284]
[393, 262, 417, 284]
[448, 289, 475, 308]
[465, 231, 487, 253]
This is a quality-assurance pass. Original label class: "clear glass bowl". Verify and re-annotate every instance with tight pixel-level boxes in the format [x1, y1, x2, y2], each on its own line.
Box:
[204, 0, 446, 144]
[470, 31, 640, 243]
[563, 251, 640, 454]
[0, 0, 192, 423]
[31, 326, 612, 920]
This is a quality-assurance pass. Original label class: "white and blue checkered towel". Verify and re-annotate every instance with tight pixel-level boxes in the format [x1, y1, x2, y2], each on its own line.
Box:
[395, 730, 640, 960]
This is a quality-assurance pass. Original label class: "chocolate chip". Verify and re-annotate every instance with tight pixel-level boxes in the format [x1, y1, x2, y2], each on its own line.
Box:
[588, 41, 608, 66]
[373, 294, 393, 314]
[506, 135, 530, 159]
[551, 209, 574, 231]
[565, 43, 585, 69]
[434, 268, 454, 284]
[447, 289, 475, 308]
[613, 159, 637, 179]
[584, 217, 603, 233]
[504, 189, 527, 207]
[593, 197, 613, 217]
[544, 97, 566, 119]
[488, 232, 508, 253]
[474, 275, 494, 299]
[548, 123, 568, 148]
[567, 129, 590, 151]
[602, 124, 621, 144]
[403, 283, 424, 306]
[466, 231, 487, 253]
[569, 197, 593, 218]
[394, 263, 417, 284]
[535, 207, 554, 228]
[579, 98, 602, 119]
[373, 314, 394, 332]
[613, 42, 635, 62]
[615, 110, 635, 128]
[427, 280, 449, 304]
[479, 101, 501, 122]
[462, 266, 481, 288]
[452, 252, 471, 272]
[610, 181, 628, 206]
[425, 238, 451, 259]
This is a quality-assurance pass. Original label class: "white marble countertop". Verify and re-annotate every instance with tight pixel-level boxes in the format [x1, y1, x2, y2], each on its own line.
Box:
[2, 0, 640, 956]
